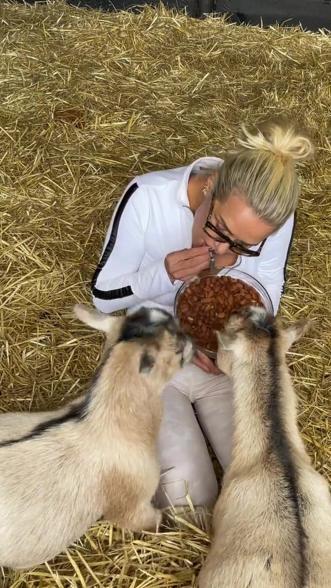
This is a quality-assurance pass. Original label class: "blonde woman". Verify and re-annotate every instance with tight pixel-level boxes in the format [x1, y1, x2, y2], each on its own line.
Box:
[91, 120, 313, 510]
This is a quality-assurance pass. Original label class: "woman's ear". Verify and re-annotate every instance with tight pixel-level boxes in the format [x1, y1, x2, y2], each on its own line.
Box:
[205, 174, 216, 195]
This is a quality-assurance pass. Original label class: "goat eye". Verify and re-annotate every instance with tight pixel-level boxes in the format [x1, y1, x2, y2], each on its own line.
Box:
[139, 351, 155, 374]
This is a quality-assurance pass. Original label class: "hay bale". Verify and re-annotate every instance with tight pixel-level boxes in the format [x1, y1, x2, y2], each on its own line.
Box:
[0, 1, 330, 585]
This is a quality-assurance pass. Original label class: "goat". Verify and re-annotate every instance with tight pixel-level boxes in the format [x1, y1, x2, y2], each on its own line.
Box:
[0, 305, 192, 570]
[199, 306, 331, 588]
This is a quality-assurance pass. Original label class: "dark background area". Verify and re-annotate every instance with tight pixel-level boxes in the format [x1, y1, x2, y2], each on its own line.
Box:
[20, 0, 331, 29]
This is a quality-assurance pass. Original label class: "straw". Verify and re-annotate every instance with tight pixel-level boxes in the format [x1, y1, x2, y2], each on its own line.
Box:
[0, 1, 330, 585]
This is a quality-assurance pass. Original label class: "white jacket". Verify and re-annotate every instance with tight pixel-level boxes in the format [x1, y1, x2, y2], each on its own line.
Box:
[92, 157, 294, 315]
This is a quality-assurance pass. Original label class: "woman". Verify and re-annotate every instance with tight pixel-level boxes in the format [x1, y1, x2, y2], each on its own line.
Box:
[91, 120, 313, 510]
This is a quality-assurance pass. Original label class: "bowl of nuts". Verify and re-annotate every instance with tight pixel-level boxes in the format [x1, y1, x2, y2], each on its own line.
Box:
[174, 269, 274, 358]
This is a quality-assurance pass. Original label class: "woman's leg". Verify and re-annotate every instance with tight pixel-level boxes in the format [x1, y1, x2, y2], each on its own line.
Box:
[194, 373, 234, 470]
[155, 384, 218, 509]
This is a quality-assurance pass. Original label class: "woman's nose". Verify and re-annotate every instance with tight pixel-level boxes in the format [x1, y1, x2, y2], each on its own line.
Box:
[205, 235, 230, 254]
[215, 241, 231, 254]
[204, 234, 217, 249]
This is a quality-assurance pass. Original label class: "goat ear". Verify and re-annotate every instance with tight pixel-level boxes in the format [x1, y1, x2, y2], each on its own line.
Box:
[74, 304, 123, 334]
[216, 330, 231, 351]
[282, 319, 310, 351]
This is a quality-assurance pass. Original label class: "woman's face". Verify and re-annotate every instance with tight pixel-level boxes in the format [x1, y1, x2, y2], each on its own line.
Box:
[192, 188, 276, 256]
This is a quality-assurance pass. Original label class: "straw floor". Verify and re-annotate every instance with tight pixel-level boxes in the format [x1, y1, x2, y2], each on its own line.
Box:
[0, 1, 330, 586]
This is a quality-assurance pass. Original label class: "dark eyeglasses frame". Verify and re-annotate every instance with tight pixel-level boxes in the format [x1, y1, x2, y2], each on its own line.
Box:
[203, 197, 266, 257]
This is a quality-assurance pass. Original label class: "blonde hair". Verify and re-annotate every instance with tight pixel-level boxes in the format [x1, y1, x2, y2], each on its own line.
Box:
[214, 120, 314, 227]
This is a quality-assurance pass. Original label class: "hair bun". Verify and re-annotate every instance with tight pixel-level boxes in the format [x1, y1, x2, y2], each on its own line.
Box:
[238, 121, 314, 162]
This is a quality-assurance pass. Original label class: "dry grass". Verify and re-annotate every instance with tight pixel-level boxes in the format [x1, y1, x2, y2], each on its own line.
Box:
[0, 1, 330, 585]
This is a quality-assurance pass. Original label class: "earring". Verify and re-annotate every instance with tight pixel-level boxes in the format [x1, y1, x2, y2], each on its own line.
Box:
[202, 185, 208, 197]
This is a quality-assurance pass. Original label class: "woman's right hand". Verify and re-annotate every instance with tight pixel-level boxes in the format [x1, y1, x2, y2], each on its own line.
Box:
[165, 246, 210, 282]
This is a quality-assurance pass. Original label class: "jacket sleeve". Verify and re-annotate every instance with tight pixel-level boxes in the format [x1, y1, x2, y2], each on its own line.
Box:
[255, 214, 295, 314]
[91, 183, 177, 314]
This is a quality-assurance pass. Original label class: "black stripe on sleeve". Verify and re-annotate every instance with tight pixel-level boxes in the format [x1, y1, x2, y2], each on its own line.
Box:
[93, 285, 133, 301]
[282, 212, 297, 290]
[91, 183, 138, 300]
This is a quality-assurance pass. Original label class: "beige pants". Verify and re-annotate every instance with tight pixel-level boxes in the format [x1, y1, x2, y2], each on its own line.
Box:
[156, 363, 234, 509]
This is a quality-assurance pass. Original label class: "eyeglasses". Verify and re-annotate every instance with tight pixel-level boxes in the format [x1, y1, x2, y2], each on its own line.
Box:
[203, 200, 266, 257]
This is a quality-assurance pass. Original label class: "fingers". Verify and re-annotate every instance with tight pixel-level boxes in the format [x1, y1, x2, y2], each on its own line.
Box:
[173, 259, 210, 281]
[193, 351, 221, 375]
[192, 355, 211, 373]
[176, 252, 210, 269]
[173, 246, 209, 261]
[166, 247, 210, 281]
[168, 247, 210, 273]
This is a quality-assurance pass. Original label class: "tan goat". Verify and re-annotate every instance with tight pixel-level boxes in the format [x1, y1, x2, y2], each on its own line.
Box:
[0, 305, 192, 570]
[199, 306, 331, 588]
